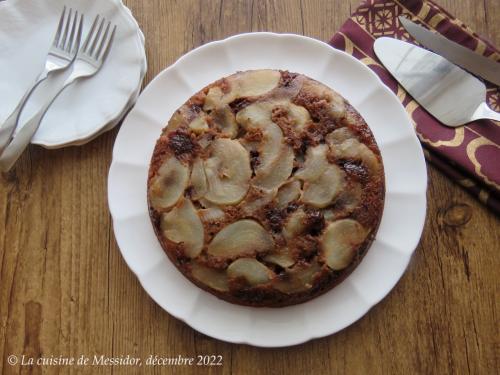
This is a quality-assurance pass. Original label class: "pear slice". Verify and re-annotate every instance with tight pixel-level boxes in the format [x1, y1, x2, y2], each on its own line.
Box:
[227, 258, 274, 286]
[211, 104, 238, 138]
[190, 158, 207, 200]
[197, 133, 213, 150]
[253, 144, 294, 190]
[282, 209, 307, 240]
[235, 100, 273, 130]
[326, 128, 381, 174]
[233, 70, 281, 97]
[160, 198, 204, 258]
[188, 116, 209, 134]
[321, 219, 367, 270]
[286, 103, 311, 130]
[149, 157, 190, 210]
[336, 139, 381, 174]
[203, 70, 280, 112]
[276, 180, 301, 208]
[264, 248, 295, 268]
[199, 207, 225, 223]
[191, 262, 229, 292]
[167, 110, 187, 132]
[329, 92, 346, 119]
[295, 144, 329, 181]
[274, 261, 322, 293]
[302, 165, 345, 208]
[323, 209, 336, 221]
[241, 187, 276, 215]
[300, 80, 346, 119]
[236, 102, 284, 174]
[203, 138, 251, 205]
[203, 86, 224, 111]
[255, 100, 310, 130]
[208, 219, 274, 257]
[325, 127, 354, 146]
[256, 122, 284, 175]
[323, 181, 363, 221]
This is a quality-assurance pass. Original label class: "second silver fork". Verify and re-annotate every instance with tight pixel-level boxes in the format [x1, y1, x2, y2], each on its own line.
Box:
[0, 15, 117, 172]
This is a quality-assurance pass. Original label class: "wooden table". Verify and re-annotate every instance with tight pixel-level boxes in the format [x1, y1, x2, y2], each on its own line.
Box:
[1, 1, 498, 374]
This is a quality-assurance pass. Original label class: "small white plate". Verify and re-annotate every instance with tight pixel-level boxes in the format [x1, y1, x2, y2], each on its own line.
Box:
[108, 33, 427, 347]
[0, 0, 146, 148]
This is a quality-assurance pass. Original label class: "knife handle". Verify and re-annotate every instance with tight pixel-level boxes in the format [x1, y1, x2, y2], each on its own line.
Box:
[472, 102, 500, 123]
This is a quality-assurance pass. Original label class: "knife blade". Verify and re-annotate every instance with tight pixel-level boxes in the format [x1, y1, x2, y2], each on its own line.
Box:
[399, 16, 500, 86]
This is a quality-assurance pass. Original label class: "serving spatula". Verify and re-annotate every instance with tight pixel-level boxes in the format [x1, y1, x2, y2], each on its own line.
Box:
[374, 37, 500, 127]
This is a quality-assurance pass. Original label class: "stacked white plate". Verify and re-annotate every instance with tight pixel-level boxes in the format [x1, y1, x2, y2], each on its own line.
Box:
[0, 0, 147, 148]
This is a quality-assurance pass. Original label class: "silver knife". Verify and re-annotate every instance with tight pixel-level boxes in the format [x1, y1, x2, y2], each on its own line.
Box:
[399, 16, 500, 86]
[373, 37, 500, 127]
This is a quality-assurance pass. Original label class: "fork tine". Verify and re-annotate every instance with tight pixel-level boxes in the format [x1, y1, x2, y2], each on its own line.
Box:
[99, 25, 117, 63]
[95, 21, 111, 59]
[88, 17, 106, 57]
[82, 15, 100, 52]
[52, 6, 66, 47]
[60, 8, 72, 49]
[66, 10, 78, 53]
[71, 14, 84, 55]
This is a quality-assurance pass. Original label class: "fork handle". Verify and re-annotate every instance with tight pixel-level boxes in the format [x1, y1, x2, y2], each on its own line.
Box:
[0, 70, 50, 156]
[0, 77, 77, 172]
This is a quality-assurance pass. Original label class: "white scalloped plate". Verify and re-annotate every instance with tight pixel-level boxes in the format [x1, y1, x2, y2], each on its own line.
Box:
[0, 0, 146, 148]
[108, 33, 427, 347]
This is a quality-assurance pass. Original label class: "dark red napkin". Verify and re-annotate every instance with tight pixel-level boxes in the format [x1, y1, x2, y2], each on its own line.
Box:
[329, 0, 500, 214]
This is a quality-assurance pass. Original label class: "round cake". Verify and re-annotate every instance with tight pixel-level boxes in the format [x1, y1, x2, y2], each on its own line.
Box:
[147, 69, 385, 307]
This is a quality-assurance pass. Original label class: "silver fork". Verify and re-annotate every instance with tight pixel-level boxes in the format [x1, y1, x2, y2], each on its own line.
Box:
[0, 7, 83, 156]
[0, 16, 117, 172]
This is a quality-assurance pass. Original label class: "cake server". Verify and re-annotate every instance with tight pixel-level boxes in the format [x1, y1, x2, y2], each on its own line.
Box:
[399, 16, 500, 86]
[374, 37, 500, 127]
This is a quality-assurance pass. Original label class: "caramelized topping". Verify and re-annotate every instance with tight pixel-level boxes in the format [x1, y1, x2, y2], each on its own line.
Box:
[148, 70, 384, 305]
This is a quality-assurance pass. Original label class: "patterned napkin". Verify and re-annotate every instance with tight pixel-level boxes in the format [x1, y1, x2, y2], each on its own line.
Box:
[329, 0, 500, 214]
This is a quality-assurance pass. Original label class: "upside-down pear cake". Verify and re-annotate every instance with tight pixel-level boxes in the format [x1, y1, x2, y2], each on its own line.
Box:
[147, 69, 385, 307]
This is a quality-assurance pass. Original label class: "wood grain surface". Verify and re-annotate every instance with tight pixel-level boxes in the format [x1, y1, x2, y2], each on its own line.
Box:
[1, 1, 499, 374]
